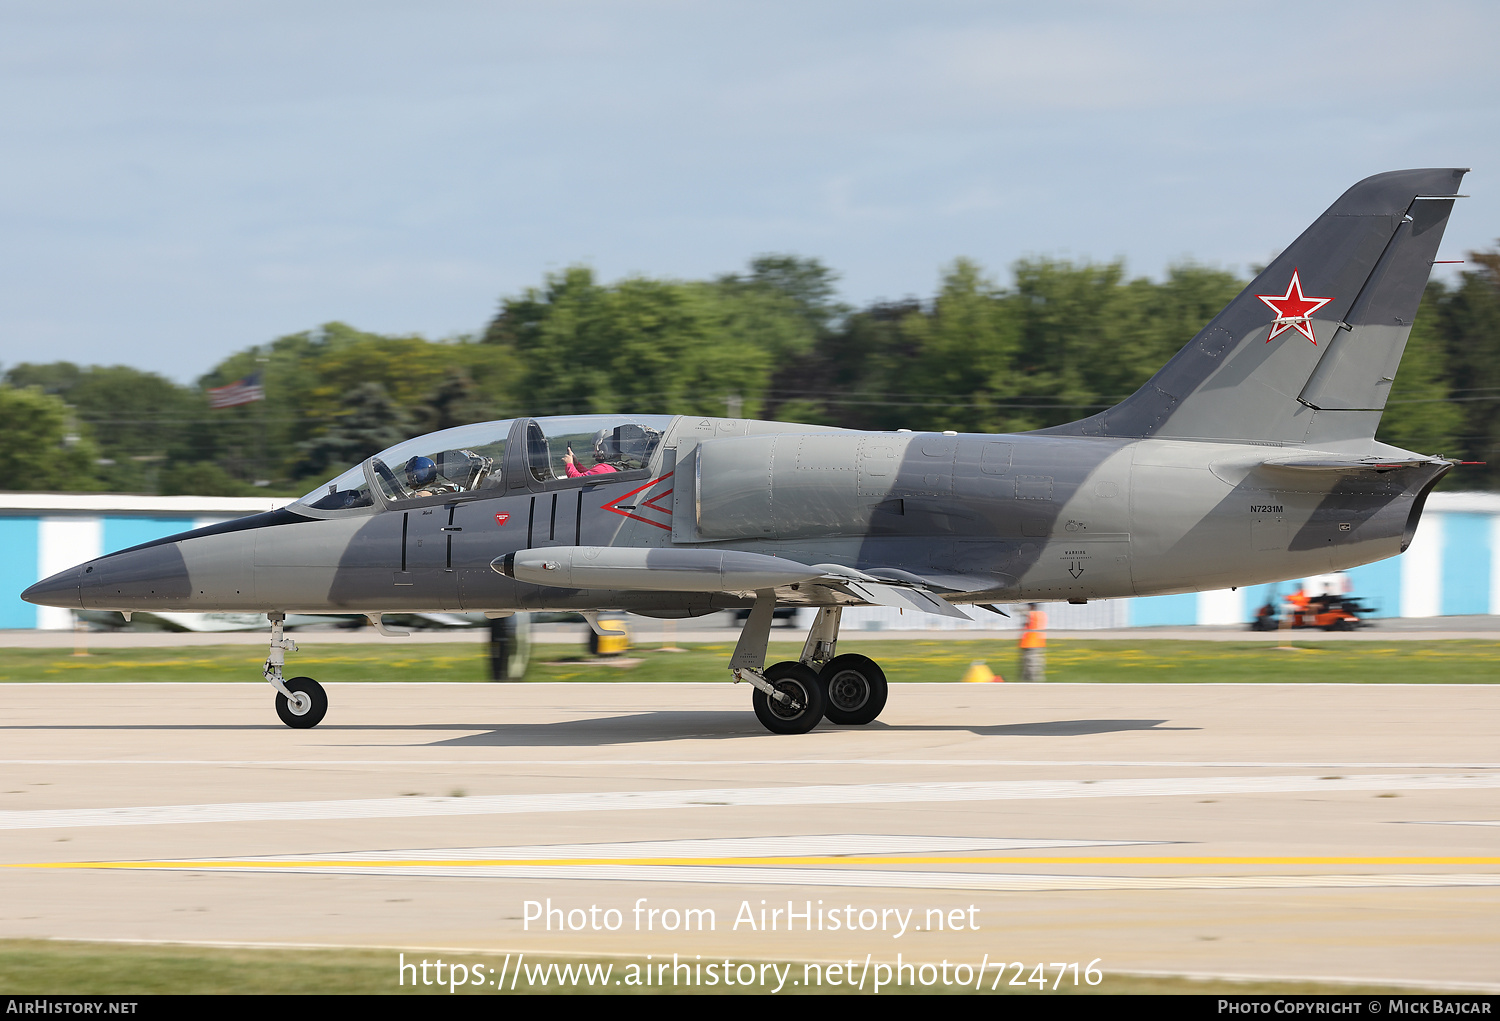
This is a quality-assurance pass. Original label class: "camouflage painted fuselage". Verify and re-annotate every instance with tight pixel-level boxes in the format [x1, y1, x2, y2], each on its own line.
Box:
[24, 416, 1446, 617]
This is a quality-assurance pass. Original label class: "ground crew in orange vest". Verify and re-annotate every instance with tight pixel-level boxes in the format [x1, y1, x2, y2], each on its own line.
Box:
[1286, 588, 1310, 626]
[1019, 602, 1047, 682]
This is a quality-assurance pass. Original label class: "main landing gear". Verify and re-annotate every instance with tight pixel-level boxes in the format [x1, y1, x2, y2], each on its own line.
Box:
[732, 599, 889, 734]
[265, 612, 327, 729]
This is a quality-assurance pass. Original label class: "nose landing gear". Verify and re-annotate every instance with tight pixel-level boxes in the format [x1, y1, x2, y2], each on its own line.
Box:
[265, 612, 327, 729]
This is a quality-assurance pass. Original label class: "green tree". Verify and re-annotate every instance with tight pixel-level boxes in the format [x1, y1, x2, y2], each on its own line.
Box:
[765, 299, 921, 429]
[293, 382, 415, 481]
[201, 323, 517, 488]
[0, 386, 101, 491]
[158, 462, 258, 497]
[3, 363, 201, 492]
[1432, 244, 1500, 487]
[1376, 283, 1463, 456]
[896, 259, 1023, 433]
[483, 263, 819, 420]
[775, 258, 1242, 434]
[718, 255, 847, 334]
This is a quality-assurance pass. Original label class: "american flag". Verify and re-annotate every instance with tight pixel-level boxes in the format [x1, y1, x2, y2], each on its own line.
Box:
[206, 372, 265, 408]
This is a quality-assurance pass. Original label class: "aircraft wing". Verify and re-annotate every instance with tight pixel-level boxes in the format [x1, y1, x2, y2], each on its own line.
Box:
[494, 546, 996, 619]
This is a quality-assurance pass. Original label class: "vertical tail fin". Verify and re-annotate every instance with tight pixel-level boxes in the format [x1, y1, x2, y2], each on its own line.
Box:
[1051, 168, 1467, 446]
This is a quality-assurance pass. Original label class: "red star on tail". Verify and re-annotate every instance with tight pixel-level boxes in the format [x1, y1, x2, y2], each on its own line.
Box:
[1257, 268, 1333, 344]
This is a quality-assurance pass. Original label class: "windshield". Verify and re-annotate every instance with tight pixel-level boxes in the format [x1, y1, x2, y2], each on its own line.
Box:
[295, 419, 514, 512]
[369, 419, 512, 504]
[299, 463, 375, 511]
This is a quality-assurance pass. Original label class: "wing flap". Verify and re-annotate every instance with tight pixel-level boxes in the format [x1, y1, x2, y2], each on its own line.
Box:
[838, 580, 971, 619]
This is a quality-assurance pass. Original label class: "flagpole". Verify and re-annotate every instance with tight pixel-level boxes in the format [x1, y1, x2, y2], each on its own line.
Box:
[205, 368, 268, 488]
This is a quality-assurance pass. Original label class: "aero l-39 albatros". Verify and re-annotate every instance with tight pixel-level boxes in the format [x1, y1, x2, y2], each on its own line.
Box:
[24, 169, 1470, 733]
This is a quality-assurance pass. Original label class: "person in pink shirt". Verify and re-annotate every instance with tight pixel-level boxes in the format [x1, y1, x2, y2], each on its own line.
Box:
[563, 433, 621, 478]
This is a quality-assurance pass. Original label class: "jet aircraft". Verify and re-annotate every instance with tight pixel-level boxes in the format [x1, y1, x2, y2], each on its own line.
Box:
[24, 168, 1469, 733]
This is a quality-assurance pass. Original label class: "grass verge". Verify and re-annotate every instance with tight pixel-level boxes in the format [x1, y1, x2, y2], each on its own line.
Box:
[0, 940, 1462, 995]
[1, 640, 1498, 685]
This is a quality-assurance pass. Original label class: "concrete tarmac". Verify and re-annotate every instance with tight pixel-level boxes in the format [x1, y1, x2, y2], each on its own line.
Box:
[1, 680, 1497, 992]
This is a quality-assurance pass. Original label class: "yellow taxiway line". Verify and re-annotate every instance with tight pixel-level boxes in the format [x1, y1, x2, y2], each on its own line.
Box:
[7, 855, 1500, 870]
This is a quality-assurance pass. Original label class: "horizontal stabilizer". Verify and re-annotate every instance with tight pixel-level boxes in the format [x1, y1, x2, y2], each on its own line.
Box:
[1261, 455, 1444, 473]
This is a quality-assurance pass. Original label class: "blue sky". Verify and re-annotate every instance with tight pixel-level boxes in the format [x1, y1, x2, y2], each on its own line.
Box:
[3, 1, 1497, 383]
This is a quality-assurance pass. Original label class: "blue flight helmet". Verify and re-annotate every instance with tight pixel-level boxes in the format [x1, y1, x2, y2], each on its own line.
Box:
[403, 455, 438, 489]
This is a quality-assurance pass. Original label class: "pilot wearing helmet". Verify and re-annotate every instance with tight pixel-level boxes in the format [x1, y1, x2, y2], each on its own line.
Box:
[563, 428, 628, 478]
[402, 455, 457, 498]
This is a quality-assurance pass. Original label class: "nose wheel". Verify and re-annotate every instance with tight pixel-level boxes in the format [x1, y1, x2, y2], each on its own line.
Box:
[264, 612, 329, 729]
[275, 676, 328, 729]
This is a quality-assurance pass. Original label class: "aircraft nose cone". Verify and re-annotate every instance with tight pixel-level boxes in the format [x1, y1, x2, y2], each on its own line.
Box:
[22, 566, 83, 608]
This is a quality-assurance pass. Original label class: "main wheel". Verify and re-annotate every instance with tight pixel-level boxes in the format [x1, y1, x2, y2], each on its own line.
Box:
[818, 654, 888, 725]
[751, 661, 825, 735]
[489, 613, 532, 681]
[275, 676, 328, 729]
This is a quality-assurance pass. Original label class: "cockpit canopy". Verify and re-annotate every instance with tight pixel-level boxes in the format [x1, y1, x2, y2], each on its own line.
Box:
[294, 415, 671, 514]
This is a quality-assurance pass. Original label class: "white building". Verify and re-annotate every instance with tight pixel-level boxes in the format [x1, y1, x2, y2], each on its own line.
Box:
[2, 491, 1496, 630]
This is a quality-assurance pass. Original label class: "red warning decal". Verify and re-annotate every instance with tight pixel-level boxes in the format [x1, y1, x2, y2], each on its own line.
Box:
[494, 512, 510, 526]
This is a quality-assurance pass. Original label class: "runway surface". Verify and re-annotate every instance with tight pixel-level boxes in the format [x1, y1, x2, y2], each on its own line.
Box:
[1, 680, 1497, 992]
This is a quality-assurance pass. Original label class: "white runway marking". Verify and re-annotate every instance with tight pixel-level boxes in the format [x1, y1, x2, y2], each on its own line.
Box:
[208, 833, 1163, 860]
[4, 759, 1500, 769]
[3, 773, 1499, 830]
[106, 864, 1500, 892]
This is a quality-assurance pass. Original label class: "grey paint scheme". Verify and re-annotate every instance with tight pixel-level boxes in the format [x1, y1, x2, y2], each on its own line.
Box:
[23, 169, 1467, 620]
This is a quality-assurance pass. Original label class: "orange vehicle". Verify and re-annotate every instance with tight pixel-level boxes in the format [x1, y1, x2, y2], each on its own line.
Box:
[1250, 594, 1371, 632]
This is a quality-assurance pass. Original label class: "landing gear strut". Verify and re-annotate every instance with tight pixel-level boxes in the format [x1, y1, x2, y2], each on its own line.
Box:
[265, 613, 327, 729]
[731, 599, 888, 733]
[798, 606, 887, 725]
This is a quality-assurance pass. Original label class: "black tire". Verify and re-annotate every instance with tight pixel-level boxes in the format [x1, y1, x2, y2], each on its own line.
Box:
[275, 676, 328, 729]
[818, 654, 889, 725]
[489, 613, 532, 681]
[751, 661, 825, 735]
